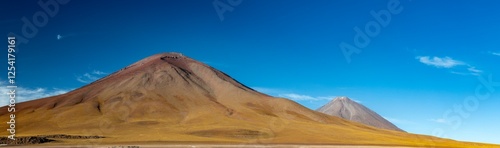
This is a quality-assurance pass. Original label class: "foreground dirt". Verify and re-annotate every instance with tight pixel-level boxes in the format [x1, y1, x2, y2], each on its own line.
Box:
[0, 144, 421, 148]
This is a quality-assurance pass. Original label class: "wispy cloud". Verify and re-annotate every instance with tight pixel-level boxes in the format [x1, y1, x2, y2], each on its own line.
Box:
[467, 67, 482, 74]
[0, 81, 72, 107]
[490, 51, 500, 56]
[280, 93, 315, 100]
[252, 87, 336, 101]
[430, 118, 449, 124]
[416, 56, 482, 76]
[278, 93, 336, 101]
[416, 56, 464, 68]
[56, 33, 78, 40]
[76, 70, 108, 83]
[92, 70, 107, 75]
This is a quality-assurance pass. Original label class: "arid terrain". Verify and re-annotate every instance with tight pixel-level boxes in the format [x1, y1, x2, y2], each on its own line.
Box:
[0, 144, 453, 148]
[0, 53, 498, 147]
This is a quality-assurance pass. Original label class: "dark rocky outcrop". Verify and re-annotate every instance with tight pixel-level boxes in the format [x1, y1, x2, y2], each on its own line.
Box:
[0, 134, 103, 145]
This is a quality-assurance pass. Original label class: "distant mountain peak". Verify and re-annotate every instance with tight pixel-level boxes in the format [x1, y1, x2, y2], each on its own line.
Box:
[161, 52, 185, 58]
[337, 96, 347, 99]
[335, 96, 351, 101]
[317, 96, 404, 132]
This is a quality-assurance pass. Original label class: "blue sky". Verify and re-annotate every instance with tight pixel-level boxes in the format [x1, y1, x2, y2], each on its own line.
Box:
[1, 0, 500, 144]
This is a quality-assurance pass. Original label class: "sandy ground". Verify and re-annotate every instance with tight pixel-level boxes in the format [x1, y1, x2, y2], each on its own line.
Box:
[0, 144, 415, 148]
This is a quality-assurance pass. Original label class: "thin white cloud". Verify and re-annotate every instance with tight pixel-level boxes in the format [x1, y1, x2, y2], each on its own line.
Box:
[56, 33, 78, 40]
[252, 87, 338, 101]
[467, 67, 482, 74]
[430, 118, 449, 124]
[0, 81, 72, 107]
[416, 56, 464, 68]
[465, 67, 482, 76]
[450, 71, 470, 76]
[76, 77, 89, 83]
[279, 93, 318, 101]
[490, 51, 500, 56]
[450, 67, 482, 76]
[76, 70, 108, 83]
[416, 56, 482, 76]
[92, 70, 107, 75]
[278, 93, 336, 101]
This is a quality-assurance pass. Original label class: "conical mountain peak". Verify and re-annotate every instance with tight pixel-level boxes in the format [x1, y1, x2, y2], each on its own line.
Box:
[318, 96, 404, 132]
[334, 96, 352, 102]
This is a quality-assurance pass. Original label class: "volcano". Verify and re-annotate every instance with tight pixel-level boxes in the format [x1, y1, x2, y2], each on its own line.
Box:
[0, 53, 496, 147]
[317, 97, 403, 132]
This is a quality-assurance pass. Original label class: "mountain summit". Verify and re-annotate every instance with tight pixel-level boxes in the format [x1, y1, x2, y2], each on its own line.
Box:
[0, 53, 490, 147]
[317, 96, 404, 132]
